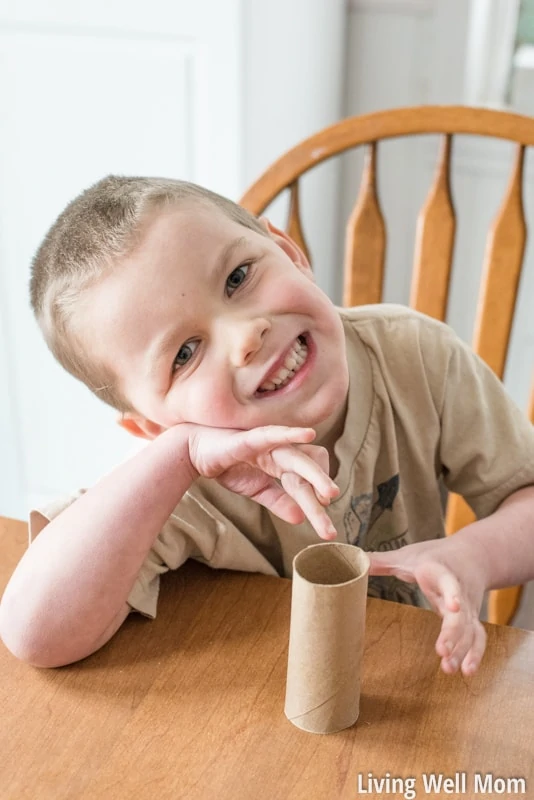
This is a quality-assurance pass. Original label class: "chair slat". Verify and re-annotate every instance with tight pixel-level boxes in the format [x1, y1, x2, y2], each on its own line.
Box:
[286, 181, 311, 265]
[486, 376, 531, 624]
[488, 586, 524, 626]
[343, 142, 385, 306]
[410, 135, 456, 321]
[445, 493, 475, 537]
[472, 144, 526, 377]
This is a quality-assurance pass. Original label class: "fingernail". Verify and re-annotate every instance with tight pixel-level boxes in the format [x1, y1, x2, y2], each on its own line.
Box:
[443, 641, 452, 654]
[449, 658, 458, 671]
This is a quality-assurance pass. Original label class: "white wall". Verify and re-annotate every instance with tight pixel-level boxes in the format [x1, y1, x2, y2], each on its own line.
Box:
[242, 0, 346, 301]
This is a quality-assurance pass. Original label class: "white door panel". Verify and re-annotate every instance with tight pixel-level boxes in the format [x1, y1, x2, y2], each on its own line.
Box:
[0, 1, 241, 519]
[0, 0, 347, 521]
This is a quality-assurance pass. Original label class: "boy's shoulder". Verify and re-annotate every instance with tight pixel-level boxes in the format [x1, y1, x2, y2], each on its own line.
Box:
[337, 303, 457, 356]
[337, 302, 450, 332]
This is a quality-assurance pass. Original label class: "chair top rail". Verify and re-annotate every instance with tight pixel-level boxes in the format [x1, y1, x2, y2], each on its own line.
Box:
[240, 105, 534, 214]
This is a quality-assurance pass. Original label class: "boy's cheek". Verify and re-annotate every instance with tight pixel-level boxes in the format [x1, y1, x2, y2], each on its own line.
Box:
[167, 383, 232, 428]
[265, 279, 311, 309]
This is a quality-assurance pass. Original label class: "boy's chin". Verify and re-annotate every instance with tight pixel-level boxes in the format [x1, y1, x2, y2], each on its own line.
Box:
[258, 398, 346, 433]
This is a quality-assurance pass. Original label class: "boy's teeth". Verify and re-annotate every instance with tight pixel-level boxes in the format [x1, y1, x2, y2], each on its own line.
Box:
[258, 337, 308, 392]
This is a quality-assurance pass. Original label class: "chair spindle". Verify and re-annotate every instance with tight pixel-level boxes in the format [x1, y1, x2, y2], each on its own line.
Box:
[343, 142, 386, 306]
[488, 585, 524, 627]
[488, 378, 534, 624]
[410, 134, 456, 321]
[286, 181, 311, 265]
[473, 144, 526, 377]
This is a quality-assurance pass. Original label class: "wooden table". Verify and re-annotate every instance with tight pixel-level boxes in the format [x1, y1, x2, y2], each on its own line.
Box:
[1, 516, 533, 800]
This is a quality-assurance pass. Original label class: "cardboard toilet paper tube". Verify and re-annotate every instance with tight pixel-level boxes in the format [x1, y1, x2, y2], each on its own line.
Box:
[284, 542, 370, 734]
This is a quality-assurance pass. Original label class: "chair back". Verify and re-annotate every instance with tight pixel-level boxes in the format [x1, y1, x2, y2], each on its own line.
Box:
[240, 106, 534, 626]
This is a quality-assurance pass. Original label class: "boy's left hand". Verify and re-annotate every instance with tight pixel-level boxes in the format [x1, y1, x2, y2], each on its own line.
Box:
[368, 539, 487, 676]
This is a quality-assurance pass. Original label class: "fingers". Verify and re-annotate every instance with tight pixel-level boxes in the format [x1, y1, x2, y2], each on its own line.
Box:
[254, 439, 340, 538]
[368, 551, 405, 578]
[193, 423, 340, 539]
[415, 564, 486, 676]
[417, 563, 462, 616]
[235, 469, 334, 537]
[233, 426, 317, 464]
[459, 622, 486, 676]
[368, 550, 417, 584]
[292, 444, 331, 504]
[280, 472, 337, 541]
[196, 426, 317, 476]
[248, 481, 307, 526]
[436, 608, 487, 676]
[194, 424, 341, 538]
[269, 445, 339, 505]
[198, 426, 339, 508]
[367, 543, 489, 677]
[251, 438, 339, 539]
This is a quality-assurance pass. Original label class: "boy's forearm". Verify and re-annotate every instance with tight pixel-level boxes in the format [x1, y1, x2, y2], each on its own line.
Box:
[454, 484, 534, 590]
[0, 424, 197, 666]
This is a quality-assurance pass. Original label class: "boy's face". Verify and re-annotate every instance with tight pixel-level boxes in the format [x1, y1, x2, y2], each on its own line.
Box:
[79, 203, 349, 438]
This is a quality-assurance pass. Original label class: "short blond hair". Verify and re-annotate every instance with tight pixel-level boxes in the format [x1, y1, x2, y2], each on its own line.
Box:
[30, 175, 266, 412]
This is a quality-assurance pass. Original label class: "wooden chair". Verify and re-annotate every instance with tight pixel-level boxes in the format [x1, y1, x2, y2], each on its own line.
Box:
[239, 105, 534, 627]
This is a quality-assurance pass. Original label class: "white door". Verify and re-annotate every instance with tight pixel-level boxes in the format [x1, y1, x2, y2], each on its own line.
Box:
[0, 0, 243, 519]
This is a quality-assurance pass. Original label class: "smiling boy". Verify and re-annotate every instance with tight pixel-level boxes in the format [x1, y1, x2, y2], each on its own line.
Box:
[1, 175, 534, 675]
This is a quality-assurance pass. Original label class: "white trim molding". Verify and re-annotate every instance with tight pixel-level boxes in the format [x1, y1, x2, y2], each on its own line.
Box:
[348, 0, 433, 14]
[464, 0, 521, 107]
[514, 43, 534, 70]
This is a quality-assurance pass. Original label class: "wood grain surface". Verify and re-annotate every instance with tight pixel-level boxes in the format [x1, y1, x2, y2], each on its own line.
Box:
[1, 516, 533, 799]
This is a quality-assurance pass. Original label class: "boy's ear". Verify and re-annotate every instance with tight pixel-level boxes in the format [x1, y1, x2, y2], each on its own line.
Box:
[259, 217, 312, 275]
[117, 414, 166, 440]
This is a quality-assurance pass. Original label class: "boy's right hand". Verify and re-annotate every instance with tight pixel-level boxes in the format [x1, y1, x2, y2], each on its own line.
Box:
[184, 424, 339, 540]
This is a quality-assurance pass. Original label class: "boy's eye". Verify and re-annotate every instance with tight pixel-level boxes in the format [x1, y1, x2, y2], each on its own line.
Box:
[172, 340, 199, 372]
[226, 264, 250, 295]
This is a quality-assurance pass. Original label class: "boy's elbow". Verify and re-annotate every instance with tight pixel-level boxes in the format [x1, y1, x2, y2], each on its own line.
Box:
[0, 623, 104, 668]
[1, 635, 71, 669]
[0, 605, 77, 668]
[0, 597, 83, 667]
[0, 596, 130, 668]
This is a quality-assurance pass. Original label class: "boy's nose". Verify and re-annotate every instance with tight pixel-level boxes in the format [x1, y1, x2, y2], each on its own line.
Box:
[228, 316, 271, 367]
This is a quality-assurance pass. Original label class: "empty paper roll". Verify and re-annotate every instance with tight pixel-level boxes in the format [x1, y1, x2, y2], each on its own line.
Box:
[284, 542, 370, 734]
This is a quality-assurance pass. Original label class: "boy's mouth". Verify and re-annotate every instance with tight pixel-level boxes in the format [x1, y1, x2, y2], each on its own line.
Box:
[256, 334, 309, 394]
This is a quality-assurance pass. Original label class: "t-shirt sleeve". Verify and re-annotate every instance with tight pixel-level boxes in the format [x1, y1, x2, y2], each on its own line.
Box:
[28, 490, 217, 620]
[28, 482, 278, 620]
[420, 319, 534, 518]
